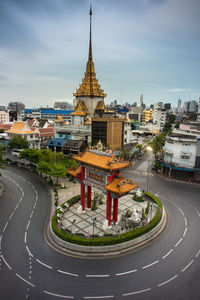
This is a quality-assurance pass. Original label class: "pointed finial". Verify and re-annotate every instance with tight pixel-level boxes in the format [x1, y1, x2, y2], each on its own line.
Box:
[88, 5, 93, 62]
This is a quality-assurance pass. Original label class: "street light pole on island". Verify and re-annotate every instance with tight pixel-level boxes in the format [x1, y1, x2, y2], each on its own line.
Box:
[146, 146, 153, 192]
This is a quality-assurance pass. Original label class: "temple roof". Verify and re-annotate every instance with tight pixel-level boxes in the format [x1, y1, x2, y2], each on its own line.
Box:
[73, 7, 106, 98]
[73, 150, 130, 170]
[96, 100, 106, 110]
[105, 176, 139, 195]
[71, 99, 89, 116]
[67, 166, 81, 177]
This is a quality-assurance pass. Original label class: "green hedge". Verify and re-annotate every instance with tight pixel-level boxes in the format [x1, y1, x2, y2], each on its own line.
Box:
[52, 193, 163, 246]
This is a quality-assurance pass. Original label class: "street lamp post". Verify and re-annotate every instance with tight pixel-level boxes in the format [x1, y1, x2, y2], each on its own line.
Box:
[92, 217, 96, 238]
[146, 146, 153, 192]
[71, 219, 76, 234]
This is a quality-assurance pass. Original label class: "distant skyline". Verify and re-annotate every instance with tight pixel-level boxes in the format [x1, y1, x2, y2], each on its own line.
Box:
[0, 0, 200, 108]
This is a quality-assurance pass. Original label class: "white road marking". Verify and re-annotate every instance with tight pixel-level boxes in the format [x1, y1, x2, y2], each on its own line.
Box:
[16, 273, 35, 287]
[158, 274, 178, 287]
[24, 231, 27, 244]
[26, 220, 31, 231]
[142, 260, 159, 269]
[0, 235, 2, 250]
[197, 210, 200, 218]
[33, 202, 37, 210]
[14, 203, 19, 211]
[184, 217, 187, 226]
[116, 269, 137, 276]
[123, 288, 151, 296]
[9, 212, 14, 220]
[26, 245, 33, 257]
[86, 274, 110, 278]
[84, 296, 114, 299]
[179, 208, 184, 216]
[30, 211, 34, 219]
[183, 227, 187, 237]
[3, 222, 8, 232]
[196, 250, 200, 258]
[175, 238, 182, 247]
[57, 269, 79, 277]
[1, 255, 12, 270]
[181, 260, 194, 272]
[36, 259, 52, 269]
[162, 249, 173, 259]
[43, 291, 74, 298]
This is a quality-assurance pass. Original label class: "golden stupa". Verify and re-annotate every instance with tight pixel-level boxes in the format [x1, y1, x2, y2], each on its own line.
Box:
[73, 7, 107, 98]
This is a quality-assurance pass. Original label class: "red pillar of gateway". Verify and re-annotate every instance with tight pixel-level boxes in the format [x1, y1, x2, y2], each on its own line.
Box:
[87, 186, 91, 209]
[80, 166, 85, 211]
[106, 191, 112, 226]
[113, 198, 119, 223]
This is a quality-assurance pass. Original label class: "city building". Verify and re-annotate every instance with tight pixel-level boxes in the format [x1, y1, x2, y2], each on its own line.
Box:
[0, 111, 9, 123]
[142, 108, 153, 123]
[162, 127, 200, 181]
[153, 109, 168, 130]
[54, 101, 73, 110]
[23, 109, 72, 122]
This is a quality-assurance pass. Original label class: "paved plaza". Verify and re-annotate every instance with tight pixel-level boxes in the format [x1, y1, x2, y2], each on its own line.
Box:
[55, 181, 157, 236]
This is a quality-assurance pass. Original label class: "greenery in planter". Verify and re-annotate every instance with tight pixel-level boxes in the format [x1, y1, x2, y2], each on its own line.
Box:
[91, 196, 97, 211]
[145, 201, 150, 216]
[132, 191, 144, 202]
[52, 193, 163, 246]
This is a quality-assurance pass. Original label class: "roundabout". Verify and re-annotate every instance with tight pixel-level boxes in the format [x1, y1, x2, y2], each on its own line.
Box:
[0, 165, 200, 299]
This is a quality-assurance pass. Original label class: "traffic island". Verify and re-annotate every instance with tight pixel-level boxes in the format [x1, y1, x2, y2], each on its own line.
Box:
[48, 191, 166, 256]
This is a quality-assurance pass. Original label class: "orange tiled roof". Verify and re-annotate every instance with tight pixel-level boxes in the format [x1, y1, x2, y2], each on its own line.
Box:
[67, 166, 81, 177]
[11, 121, 26, 131]
[6, 130, 34, 134]
[73, 150, 130, 170]
[105, 176, 139, 195]
[71, 111, 87, 116]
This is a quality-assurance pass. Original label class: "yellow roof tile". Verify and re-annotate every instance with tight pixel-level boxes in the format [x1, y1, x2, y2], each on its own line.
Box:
[73, 150, 130, 170]
[105, 176, 139, 195]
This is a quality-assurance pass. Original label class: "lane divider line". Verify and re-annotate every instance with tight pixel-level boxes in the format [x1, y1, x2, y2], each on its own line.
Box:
[16, 273, 35, 287]
[57, 269, 79, 277]
[123, 288, 151, 296]
[3, 222, 8, 232]
[116, 269, 137, 276]
[43, 290, 74, 299]
[1, 254, 12, 270]
[157, 274, 178, 287]
[183, 227, 187, 237]
[162, 249, 173, 259]
[142, 260, 159, 269]
[26, 245, 33, 257]
[24, 231, 27, 244]
[196, 250, 200, 258]
[86, 274, 110, 278]
[174, 238, 182, 248]
[84, 296, 114, 299]
[181, 260, 194, 273]
[36, 259, 52, 269]
[26, 220, 31, 231]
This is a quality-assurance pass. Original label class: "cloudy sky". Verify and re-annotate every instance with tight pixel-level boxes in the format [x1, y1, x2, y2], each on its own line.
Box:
[0, 0, 200, 108]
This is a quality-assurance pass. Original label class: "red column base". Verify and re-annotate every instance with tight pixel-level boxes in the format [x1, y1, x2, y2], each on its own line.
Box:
[113, 198, 118, 223]
[106, 191, 112, 226]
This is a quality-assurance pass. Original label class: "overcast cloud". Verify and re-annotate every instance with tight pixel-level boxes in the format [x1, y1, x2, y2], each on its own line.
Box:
[0, 0, 200, 108]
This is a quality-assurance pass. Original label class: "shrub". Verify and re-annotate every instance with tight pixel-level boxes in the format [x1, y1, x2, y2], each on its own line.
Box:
[91, 197, 97, 211]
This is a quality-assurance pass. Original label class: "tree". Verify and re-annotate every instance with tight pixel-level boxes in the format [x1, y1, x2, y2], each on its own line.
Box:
[148, 133, 166, 161]
[20, 149, 41, 164]
[37, 160, 52, 178]
[131, 122, 136, 130]
[9, 135, 29, 149]
[0, 145, 4, 168]
[50, 162, 66, 185]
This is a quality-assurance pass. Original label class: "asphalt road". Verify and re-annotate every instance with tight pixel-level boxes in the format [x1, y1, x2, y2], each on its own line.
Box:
[0, 157, 200, 300]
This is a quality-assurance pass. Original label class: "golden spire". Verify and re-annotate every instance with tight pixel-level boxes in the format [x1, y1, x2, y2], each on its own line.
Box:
[74, 6, 107, 98]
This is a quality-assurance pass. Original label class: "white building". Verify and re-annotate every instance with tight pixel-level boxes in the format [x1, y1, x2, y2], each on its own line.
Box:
[163, 127, 200, 181]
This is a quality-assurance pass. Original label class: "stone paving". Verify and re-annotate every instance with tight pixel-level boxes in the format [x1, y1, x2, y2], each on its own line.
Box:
[55, 183, 157, 236]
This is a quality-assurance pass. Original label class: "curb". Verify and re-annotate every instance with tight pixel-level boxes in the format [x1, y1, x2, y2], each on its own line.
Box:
[47, 207, 167, 257]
